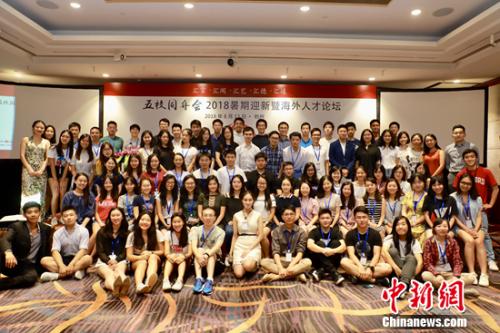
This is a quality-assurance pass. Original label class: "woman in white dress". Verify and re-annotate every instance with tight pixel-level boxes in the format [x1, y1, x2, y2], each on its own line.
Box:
[230, 191, 263, 278]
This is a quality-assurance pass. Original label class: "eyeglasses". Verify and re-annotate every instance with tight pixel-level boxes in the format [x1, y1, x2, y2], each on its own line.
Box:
[460, 182, 472, 186]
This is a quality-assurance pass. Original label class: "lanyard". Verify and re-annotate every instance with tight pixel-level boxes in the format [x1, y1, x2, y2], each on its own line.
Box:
[165, 198, 173, 216]
[320, 228, 331, 243]
[434, 197, 446, 219]
[313, 145, 321, 162]
[226, 167, 235, 183]
[125, 194, 133, 217]
[357, 230, 369, 256]
[437, 240, 447, 264]
[111, 237, 120, 255]
[367, 198, 376, 218]
[284, 230, 295, 251]
[300, 197, 310, 218]
[388, 199, 397, 216]
[323, 193, 333, 209]
[142, 195, 153, 212]
[200, 169, 209, 180]
[413, 192, 425, 213]
[345, 206, 350, 221]
[462, 194, 471, 219]
[291, 148, 301, 166]
[187, 198, 196, 216]
[92, 144, 100, 157]
[200, 226, 215, 247]
[181, 147, 190, 159]
[175, 171, 183, 187]
[153, 172, 160, 189]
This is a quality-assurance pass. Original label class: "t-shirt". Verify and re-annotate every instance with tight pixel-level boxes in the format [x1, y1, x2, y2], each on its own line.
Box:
[453, 167, 498, 204]
[383, 234, 422, 257]
[95, 196, 117, 222]
[165, 230, 189, 254]
[308, 225, 342, 248]
[174, 146, 198, 169]
[132, 195, 156, 215]
[305, 144, 329, 178]
[70, 150, 93, 176]
[118, 194, 137, 220]
[100, 136, 124, 152]
[189, 225, 225, 254]
[345, 227, 382, 261]
[125, 230, 165, 254]
[253, 194, 276, 220]
[52, 224, 89, 256]
[215, 166, 247, 195]
[422, 196, 458, 222]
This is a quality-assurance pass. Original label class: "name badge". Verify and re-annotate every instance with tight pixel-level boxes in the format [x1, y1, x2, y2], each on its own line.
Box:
[285, 250, 292, 262]
[109, 253, 117, 261]
[360, 253, 367, 266]
[321, 239, 329, 246]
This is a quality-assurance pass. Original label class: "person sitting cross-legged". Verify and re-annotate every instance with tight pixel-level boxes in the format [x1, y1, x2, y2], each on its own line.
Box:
[40, 206, 92, 282]
[307, 208, 346, 285]
[261, 205, 312, 283]
[340, 206, 392, 286]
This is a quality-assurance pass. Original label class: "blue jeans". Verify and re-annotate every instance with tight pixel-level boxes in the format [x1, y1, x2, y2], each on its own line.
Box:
[481, 212, 495, 262]
[225, 223, 233, 255]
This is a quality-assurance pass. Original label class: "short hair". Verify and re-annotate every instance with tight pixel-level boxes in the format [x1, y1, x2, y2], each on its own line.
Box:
[90, 126, 101, 133]
[289, 131, 302, 140]
[281, 205, 297, 215]
[190, 119, 201, 127]
[278, 121, 289, 128]
[256, 119, 267, 127]
[452, 124, 466, 132]
[369, 119, 380, 126]
[22, 201, 41, 213]
[255, 152, 267, 161]
[61, 205, 77, 214]
[311, 128, 321, 136]
[462, 148, 478, 159]
[318, 208, 332, 218]
[129, 123, 140, 131]
[268, 130, 279, 138]
[107, 120, 117, 127]
[337, 124, 347, 132]
[389, 121, 400, 129]
[212, 119, 223, 126]
[234, 117, 245, 124]
[323, 121, 334, 129]
[345, 121, 356, 129]
[68, 122, 81, 131]
[202, 206, 216, 214]
[301, 122, 311, 130]
[243, 126, 254, 134]
[159, 118, 170, 125]
[171, 123, 182, 130]
[224, 149, 237, 157]
[353, 206, 369, 216]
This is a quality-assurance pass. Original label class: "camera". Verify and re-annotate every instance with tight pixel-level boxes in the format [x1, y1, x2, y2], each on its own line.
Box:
[227, 57, 236, 67]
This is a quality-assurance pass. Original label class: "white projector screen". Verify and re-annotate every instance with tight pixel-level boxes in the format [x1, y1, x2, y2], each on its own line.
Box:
[0, 84, 100, 159]
[380, 89, 486, 164]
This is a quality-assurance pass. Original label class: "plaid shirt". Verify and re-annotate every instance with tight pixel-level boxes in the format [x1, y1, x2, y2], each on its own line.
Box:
[261, 145, 283, 178]
[423, 236, 463, 277]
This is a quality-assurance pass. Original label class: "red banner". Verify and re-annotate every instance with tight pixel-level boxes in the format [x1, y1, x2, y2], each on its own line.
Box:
[104, 82, 376, 99]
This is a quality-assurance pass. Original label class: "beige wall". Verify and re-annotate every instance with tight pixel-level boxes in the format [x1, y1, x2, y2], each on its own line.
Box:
[488, 84, 500, 179]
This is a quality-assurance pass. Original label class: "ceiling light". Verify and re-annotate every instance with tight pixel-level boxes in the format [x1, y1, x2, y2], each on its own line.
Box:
[102, 73, 110, 78]
[184, 3, 194, 9]
[300, 6, 310, 12]
[195, 73, 202, 78]
[280, 75, 287, 79]
[453, 79, 461, 84]
[70, 2, 81, 9]
[368, 77, 376, 81]
[411, 9, 422, 16]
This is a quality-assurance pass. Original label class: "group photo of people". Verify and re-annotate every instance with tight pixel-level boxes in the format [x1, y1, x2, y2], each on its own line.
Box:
[2, 116, 498, 299]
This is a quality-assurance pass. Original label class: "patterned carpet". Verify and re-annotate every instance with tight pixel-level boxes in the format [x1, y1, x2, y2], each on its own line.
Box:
[0, 268, 499, 333]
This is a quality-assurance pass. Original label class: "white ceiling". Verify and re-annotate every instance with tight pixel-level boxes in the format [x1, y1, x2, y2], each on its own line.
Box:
[0, 0, 499, 86]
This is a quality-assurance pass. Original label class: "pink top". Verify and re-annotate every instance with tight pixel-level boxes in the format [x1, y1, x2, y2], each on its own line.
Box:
[423, 150, 441, 176]
[96, 196, 117, 222]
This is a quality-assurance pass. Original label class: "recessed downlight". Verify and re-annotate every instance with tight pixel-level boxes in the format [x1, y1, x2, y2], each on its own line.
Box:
[184, 3, 194, 9]
[280, 75, 288, 79]
[453, 79, 461, 84]
[411, 9, 422, 16]
[300, 6, 310, 13]
[70, 2, 81, 9]
[102, 73, 110, 78]
[368, 77, 376, 81]
[195, 73, 203, 78]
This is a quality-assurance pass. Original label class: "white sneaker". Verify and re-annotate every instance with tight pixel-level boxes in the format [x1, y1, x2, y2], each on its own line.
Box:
[162, 279, 171, 291]
[74, 270, 85, 280]
[478, 274, 489, 287]
[224, 257, 230, 267]
[488, 260, 499, 272]
[136, 283, 149, 294]
[471, 272, 478, 285]
[171, 279, 183, 292]
[40, 272, 59, 282]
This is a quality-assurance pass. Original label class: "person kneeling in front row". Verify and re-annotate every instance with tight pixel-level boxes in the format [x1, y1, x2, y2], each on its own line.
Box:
[261, 205, 312, 283]
[191, 207, 225, 296]
[307, 208, 346, 285]
[0, 202, 51, 290]
[40, 206, 92, 282]
[340, 206, 392, 286]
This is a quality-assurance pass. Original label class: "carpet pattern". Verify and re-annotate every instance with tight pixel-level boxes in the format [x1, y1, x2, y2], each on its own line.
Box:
[0, 270, 499, 333]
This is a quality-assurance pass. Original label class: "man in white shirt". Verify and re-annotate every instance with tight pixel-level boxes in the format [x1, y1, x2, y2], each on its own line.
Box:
[232, 117, 245, 145]
[90, 126, 102, 158]
[215, 150, 247, 194]
[283, 132, 313, 179]
[171, 123, 183, 150]
[236, 127, 261, 173]
[306, 128, 330, 178]
[39, 206, 92, 282]
[319, 121, 335, 147]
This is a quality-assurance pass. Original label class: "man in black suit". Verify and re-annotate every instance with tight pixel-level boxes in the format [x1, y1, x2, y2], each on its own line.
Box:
[0, 202, 51, 290]
[328, 124, 357, 179]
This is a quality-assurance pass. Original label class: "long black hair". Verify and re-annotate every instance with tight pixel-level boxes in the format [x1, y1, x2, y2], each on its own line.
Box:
[56, 129, 74, 159]
[43, 125, 57, 145]
[391, 216, 414, 256]
[229, 174, 247, 198]
[252, 175, 273, 210]
[170, 213, 189, 248]
[99, 175, 119, 203]
[159, 174, 179, 207]
[75, 134, 94, 162]
[74, 172, 91, 207]
[456, 173, 479, 200]
[316, 175, 334, 199]
[132, 211, 159, 251]
[103, 207, 129, 239]
[179, 174, 200, 204]
[340, 181, 356, 210]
